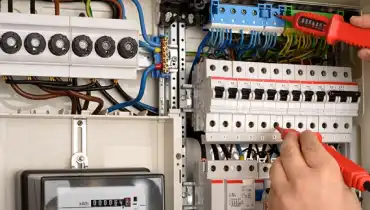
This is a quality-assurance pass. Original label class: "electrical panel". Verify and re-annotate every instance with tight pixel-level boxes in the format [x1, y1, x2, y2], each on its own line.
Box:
[0, 0, 366, 210]
[0, 13, 139, 79]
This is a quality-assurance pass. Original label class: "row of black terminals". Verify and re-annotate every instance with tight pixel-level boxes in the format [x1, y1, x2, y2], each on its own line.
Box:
[213, 87, 361, 103]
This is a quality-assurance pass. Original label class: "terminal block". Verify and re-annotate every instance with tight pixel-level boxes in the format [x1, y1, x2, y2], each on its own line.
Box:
[206, 0, 286, 34]
[0, 13, 139, 79]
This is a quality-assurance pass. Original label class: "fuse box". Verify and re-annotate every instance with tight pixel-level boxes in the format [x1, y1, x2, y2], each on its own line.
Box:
[0, 0, 368, 210]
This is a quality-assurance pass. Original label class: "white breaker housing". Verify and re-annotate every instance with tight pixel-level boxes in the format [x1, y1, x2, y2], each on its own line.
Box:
[0, 13, 139, 79]
[193, 59, 360, 144]
[194, 160, 258, 210]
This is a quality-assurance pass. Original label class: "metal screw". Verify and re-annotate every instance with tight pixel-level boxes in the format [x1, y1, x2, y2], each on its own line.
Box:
[77, 120, 83, 126]
[165, 12, 173, 22]
[188, 14, 194, 24]
[181, 95, 186, 101]
[182, 192, 188, 198]
[176, 153, 182, 159]
[78, 156, 85, 161]
[171, 56, 177, 62]
[220, 7, 225, 13]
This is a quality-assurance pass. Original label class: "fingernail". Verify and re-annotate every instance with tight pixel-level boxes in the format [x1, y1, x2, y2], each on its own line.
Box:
[359, 49, 370, 61]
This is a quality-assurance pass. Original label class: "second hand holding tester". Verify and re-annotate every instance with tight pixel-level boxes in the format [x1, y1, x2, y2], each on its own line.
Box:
[275, 11, 370, 192]
[275, 125, 370, 192]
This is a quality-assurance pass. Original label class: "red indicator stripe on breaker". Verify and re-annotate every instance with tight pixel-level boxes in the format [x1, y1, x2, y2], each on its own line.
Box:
[211, 180, 243, 184]
[210, 76, 358, 86]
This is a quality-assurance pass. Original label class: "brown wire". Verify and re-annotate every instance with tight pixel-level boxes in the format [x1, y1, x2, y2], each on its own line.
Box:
[38, 80, 104, 114]
[103, 0, 122, 19]
[10, 84, 60, 100]
[54, 0, 60, 15]
[40, 87, 79, 114]
[68, 91, 104, 114]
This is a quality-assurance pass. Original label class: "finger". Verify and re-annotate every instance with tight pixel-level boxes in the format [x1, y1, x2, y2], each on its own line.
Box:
[299, 130, 333, 168]
[358, 48, 370, 62]
[267, 188, 277, 210]
[280, 132, 308, 179]
[350, 15, 370, 28]
[270, 157, 288, 189]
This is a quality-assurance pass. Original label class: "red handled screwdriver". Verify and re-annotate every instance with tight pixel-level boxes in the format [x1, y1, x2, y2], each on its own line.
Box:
[274, 125, 370, 191]
[279, 12, 370, 48]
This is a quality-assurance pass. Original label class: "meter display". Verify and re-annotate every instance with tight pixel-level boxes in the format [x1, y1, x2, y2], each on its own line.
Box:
[18, 169, 164, 210]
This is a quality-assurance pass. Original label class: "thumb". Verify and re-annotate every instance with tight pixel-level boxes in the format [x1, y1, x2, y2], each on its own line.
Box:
[350, 15, 370, 28]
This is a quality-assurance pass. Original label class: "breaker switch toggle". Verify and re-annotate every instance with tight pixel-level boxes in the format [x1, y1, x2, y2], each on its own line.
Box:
[279, 90, 289, 101]
[316, 91, 326, 102]
[228, 88, 238, 99]
[241, 88, 251, 100]
[267, 89, 277, 101]
[254, 89, 265, 100]
[214, 86, 225, 99]
[304, 91, 314, 102]
[292, 90, 302, 102]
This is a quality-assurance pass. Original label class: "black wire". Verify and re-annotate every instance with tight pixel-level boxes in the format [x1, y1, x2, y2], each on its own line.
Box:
[229, 144, 233, 153]
[106, 1, 119, 19]
[30, 0, 36, 14]
[8, 0, 13, 12]
[72, 78, 82, 114]
[95, 81, 128, 112]
[5, 79, 71, 86]
[39, 83, 115, 92]
[246, 144, 253, 159]
[220, 144, 231, 160]
[211, 144, 220, 160]
[187, 127, 207, 159]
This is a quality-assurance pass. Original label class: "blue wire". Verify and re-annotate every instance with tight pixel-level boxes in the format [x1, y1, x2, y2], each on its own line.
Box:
[137, 102, 158, 113]
[218, 29, 228, 51]
[117, 0, 126, 19]
[236, 144, 243, 156]
[131, 0, 160, 47]
[107, 65, 155, 112]
[239, 30, 244, 45]
[271, 33, 277, 48]
[227, 29, 232, 48]
[139, 40, 155, 52]
[237, 31, 255, 59]
[190, 32, 211, 75]
[262, 33, 270, 51]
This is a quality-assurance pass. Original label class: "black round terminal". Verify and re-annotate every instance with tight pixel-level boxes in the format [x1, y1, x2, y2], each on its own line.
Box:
[95, 36, 115, 58]
[0, 31, 22, 54]
[72, 35, 93, 57]
[48, 34, 70, 56]
[118, 37, 138, 59]
[24, 33, 46, 55]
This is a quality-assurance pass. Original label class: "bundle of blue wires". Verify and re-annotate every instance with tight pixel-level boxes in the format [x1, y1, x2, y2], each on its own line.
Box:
[107, 0, 162, 113]
[107, 65, 155, 113]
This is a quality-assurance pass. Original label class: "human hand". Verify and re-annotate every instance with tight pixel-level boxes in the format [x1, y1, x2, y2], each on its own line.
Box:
[267, 130, 361, 210]
[350, 15, 370, 61]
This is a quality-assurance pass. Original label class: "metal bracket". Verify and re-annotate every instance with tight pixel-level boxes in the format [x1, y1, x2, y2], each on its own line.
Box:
[183, 182, 196, 210]
[71, 118, 88, 168]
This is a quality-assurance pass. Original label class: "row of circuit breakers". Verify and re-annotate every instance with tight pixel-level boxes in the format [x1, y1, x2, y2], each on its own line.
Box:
[0, 13, 140, 79]
[192, 59, 360, 143]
